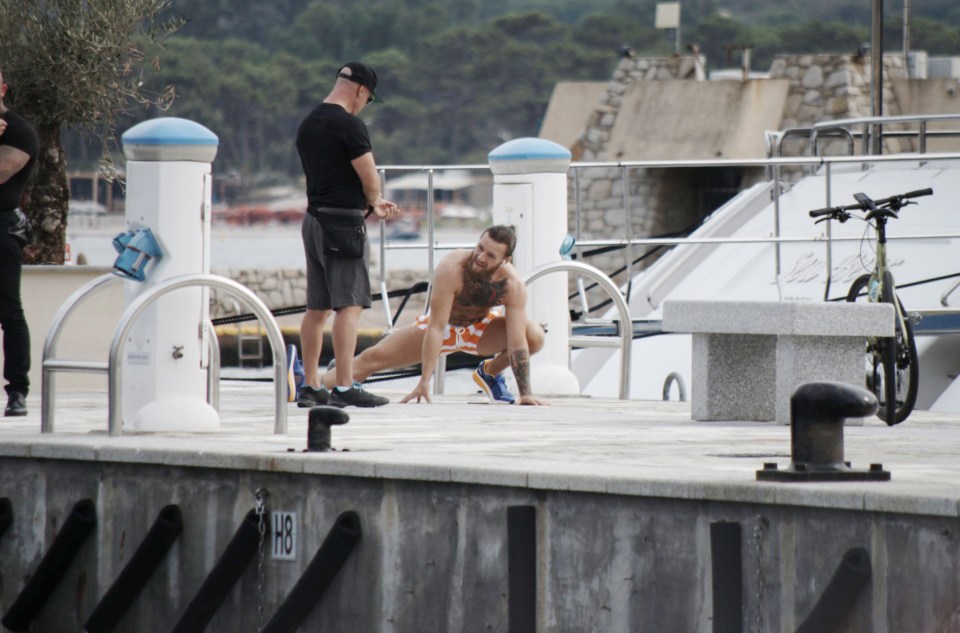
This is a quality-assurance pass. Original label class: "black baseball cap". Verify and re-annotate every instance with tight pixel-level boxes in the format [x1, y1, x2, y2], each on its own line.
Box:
[336, 62, 382, 103]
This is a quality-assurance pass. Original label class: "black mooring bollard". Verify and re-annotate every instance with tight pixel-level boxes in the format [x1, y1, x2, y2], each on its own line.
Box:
[0, 497, 12, 542]
[756, 382, 890, 482]
[2, 499, 97, 632]
[307, 406, 350, 452]
[795, 547, 872, 633]
[171, 508, 268, 633]
[260, 511, 362, 633]
[83, 505, 184, 633]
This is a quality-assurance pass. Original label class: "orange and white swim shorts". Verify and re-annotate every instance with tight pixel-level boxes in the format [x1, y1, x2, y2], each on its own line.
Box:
[415, 307, 504, 355]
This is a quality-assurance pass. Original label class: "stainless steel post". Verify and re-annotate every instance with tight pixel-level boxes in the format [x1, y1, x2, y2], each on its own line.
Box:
[871, 0, 884, 155]
[903, 0, 911, 78]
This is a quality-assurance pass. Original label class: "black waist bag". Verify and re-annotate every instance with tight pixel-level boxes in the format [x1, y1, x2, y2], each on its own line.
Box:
[314, 210, 366, 258]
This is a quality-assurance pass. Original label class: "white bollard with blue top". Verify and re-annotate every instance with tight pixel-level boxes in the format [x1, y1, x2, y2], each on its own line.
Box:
[489, 138, 579, 395]
[119, 118, 219, 431]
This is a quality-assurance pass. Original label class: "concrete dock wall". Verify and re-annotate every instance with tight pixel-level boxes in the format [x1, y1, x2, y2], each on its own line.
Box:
[2, 457, 959, 632]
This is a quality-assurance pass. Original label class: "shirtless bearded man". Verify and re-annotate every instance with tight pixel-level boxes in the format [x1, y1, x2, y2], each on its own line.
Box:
[321, 224, 548, 406]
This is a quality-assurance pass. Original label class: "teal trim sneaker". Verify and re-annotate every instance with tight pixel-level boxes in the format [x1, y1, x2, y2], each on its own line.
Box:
[297, 385, 330, 408]
[472, 360, 515, 404]
[329, 382, 389, 408]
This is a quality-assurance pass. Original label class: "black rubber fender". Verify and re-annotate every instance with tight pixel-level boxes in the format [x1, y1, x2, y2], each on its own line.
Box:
[83, 504, 184, 633]
[260, 511, 362, 633]
[170, 508, 268, 633]
[2, 498, 97, 632]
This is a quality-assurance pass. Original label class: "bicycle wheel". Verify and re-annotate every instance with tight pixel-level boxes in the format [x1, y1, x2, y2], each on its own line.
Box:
[847, 275, 885, 413]
[881, 271, 919, 425]
[847, 273, 919, 424]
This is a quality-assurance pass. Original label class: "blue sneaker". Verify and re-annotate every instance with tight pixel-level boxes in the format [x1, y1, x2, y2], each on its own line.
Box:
[472, 361, 515, 404]
[286, 344, 305, 403]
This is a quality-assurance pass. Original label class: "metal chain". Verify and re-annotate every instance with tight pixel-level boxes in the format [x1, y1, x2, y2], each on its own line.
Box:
[754, 515, 766, 633]
[254, 488, 270, 632]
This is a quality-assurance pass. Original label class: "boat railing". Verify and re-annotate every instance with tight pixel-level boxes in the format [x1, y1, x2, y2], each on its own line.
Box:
[812, 113, 960, 156]
[581, 153, 960, 288]
[379, 149, 960, 331]
[765, 114, 960, 162]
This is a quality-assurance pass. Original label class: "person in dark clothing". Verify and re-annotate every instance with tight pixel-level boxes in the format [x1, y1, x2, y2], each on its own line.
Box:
[0, 65, 38, 416]
[294, 61, 399, 408]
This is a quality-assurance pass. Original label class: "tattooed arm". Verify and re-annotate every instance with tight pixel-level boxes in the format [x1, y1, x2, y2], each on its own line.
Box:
[510, 348, 532, 396]
[0, 145, 29, 185]
[504, 278, 548, 406]
[401, 255, 459, 404]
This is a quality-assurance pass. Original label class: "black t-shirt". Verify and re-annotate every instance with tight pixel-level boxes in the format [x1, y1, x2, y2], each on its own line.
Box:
[0, 109, 38, 211]
[295, 103, 372, 210]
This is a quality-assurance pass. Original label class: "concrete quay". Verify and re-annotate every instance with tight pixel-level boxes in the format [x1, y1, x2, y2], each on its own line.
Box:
[2, 379, 960, 632]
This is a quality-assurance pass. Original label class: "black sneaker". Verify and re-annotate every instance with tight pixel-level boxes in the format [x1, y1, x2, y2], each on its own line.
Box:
[4, 392, 26, 417]
[297, 385, 329, 408]
[329, 382, 389, 408]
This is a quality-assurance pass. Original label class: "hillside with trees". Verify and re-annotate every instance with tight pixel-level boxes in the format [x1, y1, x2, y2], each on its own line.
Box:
[61, 0, 960, 193]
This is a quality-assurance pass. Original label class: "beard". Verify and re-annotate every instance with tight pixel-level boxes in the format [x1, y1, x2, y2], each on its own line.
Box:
[462, 258, 495, 283]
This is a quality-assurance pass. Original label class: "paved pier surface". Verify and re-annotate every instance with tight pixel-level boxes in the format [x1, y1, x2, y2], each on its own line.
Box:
[3, 377, 960, 518]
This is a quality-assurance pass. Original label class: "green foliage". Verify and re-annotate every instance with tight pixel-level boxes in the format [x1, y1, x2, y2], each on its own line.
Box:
[0, 0, 183, 134]
[0, 0, 184, 262]
[23, 0, 960, 184]
[715, 0, 960, 26]
[909, 17, 960, 55]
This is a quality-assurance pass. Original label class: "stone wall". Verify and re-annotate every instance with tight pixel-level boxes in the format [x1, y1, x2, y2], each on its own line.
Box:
[770, 53, 909, 157]
[210, 268, 428, 325]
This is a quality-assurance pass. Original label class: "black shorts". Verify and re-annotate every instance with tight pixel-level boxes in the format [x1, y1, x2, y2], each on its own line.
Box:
[301, 208, 371, 310]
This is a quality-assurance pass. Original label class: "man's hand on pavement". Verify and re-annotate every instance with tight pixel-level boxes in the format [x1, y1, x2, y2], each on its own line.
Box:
[516, 395, 549, 406]
[400, 381, 432, 404]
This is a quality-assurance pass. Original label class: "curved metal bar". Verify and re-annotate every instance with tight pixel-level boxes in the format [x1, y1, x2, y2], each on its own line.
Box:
[523, 261, 631, 399]
[42, 273, 121, 361]
[207, 320, 220, 413]
[807, 128, 856, 159]
[378, 167, 393, 328]
[42, 273, 122, 433]
[108, 275, 286, 437]
[941, 278, 960, 307]
[662, 372, 687, 402]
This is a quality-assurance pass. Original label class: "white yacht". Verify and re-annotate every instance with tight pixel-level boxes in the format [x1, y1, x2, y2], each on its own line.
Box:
[572, 114, 960, 415]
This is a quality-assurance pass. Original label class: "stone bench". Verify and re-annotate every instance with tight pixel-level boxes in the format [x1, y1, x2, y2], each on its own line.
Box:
[662, 300, 895, 423]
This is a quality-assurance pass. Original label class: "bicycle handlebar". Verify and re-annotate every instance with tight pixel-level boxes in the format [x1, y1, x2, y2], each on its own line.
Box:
[807, 188, 933, 218]
[808, 206, 839, 218]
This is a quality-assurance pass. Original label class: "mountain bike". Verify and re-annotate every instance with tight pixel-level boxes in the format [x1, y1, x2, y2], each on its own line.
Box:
[808, 187, 932, 425]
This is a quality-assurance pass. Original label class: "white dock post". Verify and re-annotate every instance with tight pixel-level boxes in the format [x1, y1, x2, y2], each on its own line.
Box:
[489, 138, 579, 395]
[119, 118, 220, 431]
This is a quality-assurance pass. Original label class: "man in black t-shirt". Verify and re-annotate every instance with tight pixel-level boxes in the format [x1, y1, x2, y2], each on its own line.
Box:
[294, 61, 399, 408]
[0, 65, 38, 416]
